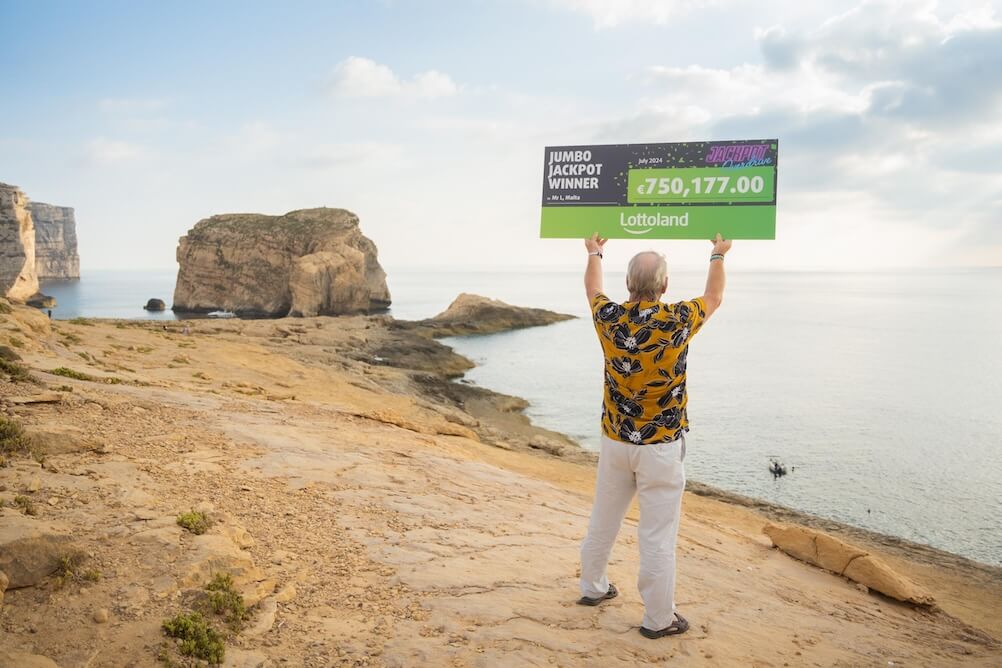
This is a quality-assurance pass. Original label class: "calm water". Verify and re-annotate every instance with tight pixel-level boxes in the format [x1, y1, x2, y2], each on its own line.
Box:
[39, 269, 1002, 565]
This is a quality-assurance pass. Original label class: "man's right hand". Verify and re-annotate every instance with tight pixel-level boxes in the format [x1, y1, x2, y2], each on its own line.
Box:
[710, 233, 732, 255]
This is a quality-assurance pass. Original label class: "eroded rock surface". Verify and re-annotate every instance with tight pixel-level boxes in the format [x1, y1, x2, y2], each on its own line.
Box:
[764, 522, 935, 605]
[172, 207, 390, 317]
[0, 182, 39, 301]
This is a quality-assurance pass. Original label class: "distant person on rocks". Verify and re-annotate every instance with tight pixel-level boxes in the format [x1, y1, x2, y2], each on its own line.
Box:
[577, 232, 731, 639]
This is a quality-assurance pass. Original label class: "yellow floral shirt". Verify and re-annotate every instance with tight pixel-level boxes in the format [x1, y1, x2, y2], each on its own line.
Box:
[591, 293, 707, 445]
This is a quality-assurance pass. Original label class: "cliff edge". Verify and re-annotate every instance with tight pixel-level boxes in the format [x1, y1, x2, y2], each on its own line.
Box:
[0, 183, 39, 301]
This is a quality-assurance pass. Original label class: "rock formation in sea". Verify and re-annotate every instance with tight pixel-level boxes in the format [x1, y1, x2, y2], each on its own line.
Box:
[415, 293, 575, 336]
[172, 208, 391, 317]
[0, 183, 39, 302]
[28, 202, 80, 280]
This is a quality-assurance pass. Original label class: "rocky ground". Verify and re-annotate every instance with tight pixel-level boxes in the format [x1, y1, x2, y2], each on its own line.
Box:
[1, 297, 1000, 667]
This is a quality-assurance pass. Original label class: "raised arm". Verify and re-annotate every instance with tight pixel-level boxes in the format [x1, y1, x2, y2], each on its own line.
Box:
[701, 233, 732, 319]
[584, 233, 607, 302]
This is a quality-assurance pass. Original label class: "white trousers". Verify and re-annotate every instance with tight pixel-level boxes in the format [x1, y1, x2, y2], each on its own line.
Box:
[579, 433, 686, 631]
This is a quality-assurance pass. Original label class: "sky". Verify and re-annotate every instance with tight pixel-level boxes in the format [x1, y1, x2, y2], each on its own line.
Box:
[1, 0, 1000, 273]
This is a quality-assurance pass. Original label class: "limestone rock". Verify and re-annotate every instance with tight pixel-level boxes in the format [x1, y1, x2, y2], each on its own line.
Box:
[0, 569, 8, 607]
[93, 607, 109, 623]
[28, 201, 79, 280]
[144, 298, 166, 311]
[763, 523, 935, 605]
[25, 293, 55, 309]
[172, 207, 390, 317]
[222, 648, 271, 668]
[28, 428, 101, 456]
[0, 183, 39, 301]
[420, 293, 574, 336]
[178, 533, 263, 590]
[0, 650, 61, 668]
[0, 513, 75, 588]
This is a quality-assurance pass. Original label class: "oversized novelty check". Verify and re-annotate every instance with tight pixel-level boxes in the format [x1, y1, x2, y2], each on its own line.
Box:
[539, 139, 778, 239]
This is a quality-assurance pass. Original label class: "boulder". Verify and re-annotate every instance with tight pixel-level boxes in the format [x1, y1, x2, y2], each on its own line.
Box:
[178, 533, 264, 590]
[25, 293, 56, 309]
[419, 293, 574, 336]
[28, 201, 80, 280]
[763, 523, 935, 605]
[0, 513, 76, 588]
[0, 183, 39, 301]
[28, 428, 100, 456]
[144, 298, 166, 311]
[172, 207, 390, 317]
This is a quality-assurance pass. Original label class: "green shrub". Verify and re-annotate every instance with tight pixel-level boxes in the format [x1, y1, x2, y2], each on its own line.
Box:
[176, 510, 211, 535]
[0, 358, 33, 382]
[50, 367, 123, 384]
[162, 611, 225, 664]
[68, 317, 94, 326]
[205, 573, 247, 629]
[0, 416, 30, 456]
[14, 494, 37, 516]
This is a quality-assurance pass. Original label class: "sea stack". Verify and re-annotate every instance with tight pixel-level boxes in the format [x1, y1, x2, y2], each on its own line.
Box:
[172, 207, 391, 317]
[29, 202, 80, 279]
[0, 182, 40, 301]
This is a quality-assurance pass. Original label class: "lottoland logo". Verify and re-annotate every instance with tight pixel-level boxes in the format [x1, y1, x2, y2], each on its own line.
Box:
[619, 211, 689, 235]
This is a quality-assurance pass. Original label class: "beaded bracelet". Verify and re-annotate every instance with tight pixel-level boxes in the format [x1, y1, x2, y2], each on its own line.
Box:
[710, 254, 725, 262]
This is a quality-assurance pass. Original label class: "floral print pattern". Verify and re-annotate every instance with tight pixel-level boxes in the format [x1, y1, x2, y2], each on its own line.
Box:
[592, 292, 706, 445]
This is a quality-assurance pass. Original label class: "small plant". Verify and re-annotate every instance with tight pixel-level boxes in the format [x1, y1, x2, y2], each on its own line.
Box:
[136, 345, 155, 354]
[192, 372, 210, 380]
[8, 336, 24, 348]
[14, 494, 37, 516]
[0, 358, 33, 382]
[204, 573, 247, 629]
[60, 332, 82, 344]
[162, 611, 225, 664]
[76, 351, 92, 361]
[50, 367, 124, 384]
[50, 366, 96, 381]
[51, 551, 98, 588]
[177, 510, 211, 535]
[0, 416, 30, 457]
[68, 317, 94, 326]
[0, 301, 11, 314]
[172, 356, 190, 364]
[54, 384, 73, 392]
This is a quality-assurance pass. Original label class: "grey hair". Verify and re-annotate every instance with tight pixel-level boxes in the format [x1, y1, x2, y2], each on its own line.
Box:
[626, 251, 668, 300]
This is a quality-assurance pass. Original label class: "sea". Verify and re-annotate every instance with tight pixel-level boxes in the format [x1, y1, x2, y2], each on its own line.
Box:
[36, 268, 1002, 566]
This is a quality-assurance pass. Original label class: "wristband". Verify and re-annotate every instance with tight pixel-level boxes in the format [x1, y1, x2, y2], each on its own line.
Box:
[589, 251, 603, 259]
[710, 254, 724, 262]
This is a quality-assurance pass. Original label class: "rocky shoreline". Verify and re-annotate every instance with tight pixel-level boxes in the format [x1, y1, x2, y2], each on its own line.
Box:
[2, 296, 1000, 666]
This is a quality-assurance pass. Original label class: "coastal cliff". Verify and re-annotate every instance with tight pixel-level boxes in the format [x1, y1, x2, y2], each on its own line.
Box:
[0, 183, 39, 301]
[28, 202, 80, 279]
[173, 207, 391, 317]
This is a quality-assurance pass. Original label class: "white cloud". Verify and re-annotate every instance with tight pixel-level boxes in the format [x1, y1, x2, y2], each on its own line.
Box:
[548, 0, 713, 28]
[82, 138, 148, 164]
[329, 56, 458, 99]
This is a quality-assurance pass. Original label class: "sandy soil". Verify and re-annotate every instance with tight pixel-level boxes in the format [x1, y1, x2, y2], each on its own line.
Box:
[1, 309, 999, 667]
